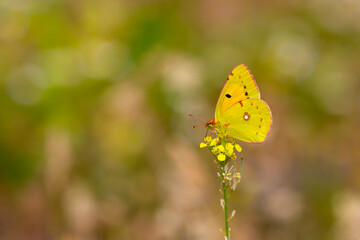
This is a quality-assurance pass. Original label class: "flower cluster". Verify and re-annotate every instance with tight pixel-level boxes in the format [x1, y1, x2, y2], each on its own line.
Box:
[200, 135, 242, 162]
[200, 129, 243, 191]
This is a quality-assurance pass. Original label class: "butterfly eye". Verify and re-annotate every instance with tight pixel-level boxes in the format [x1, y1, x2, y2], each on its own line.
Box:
[226, 94, 231, 98]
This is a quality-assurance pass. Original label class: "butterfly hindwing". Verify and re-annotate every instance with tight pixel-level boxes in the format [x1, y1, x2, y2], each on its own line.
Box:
[215, 64, 260, 121]
[219, 99, 272, 143]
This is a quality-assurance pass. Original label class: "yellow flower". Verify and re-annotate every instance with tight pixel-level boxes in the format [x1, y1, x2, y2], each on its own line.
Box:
[204, 136, 212, 143]
[217, 145, 225, 152]
[235, 143, 242, 152]
[200, 142, 207, 148]
[226, 143, 234, 154]
[217, 154, 226, 161]
[210, 138, 219, 146]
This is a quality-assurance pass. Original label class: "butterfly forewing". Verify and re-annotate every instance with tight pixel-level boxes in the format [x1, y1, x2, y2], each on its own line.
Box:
[219, 99, 272, 143]
[215, 64, 260, 121]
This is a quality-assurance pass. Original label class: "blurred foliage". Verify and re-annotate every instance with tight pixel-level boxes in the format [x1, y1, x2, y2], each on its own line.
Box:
[0, 0, 360, 239]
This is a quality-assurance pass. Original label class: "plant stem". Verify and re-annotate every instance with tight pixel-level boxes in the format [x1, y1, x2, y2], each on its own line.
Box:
[240, 157, 244, 174]
[221, 167, 230, 240]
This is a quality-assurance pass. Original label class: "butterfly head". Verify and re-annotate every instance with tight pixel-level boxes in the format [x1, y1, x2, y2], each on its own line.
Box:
[205, 118, 216, 130]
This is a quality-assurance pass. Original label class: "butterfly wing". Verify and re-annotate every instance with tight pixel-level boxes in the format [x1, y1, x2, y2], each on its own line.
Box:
[215, 64, 260, 121]
[218, 99, 272, 143]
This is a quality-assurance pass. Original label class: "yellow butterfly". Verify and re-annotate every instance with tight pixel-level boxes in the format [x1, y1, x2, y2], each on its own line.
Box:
[205, 64, 272, 143]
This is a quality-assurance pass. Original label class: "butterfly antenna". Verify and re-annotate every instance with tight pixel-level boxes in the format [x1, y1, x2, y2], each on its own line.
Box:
[192, 123, 205, 128]
[188, 114, 206, 122]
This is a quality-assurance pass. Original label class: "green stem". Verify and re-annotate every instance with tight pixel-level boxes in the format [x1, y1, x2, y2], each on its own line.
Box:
[221, 166, 230, 240]
[240, 157, 244, 174]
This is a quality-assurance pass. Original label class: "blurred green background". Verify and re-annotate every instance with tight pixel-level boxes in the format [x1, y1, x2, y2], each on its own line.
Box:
[1, 0, 360, 239]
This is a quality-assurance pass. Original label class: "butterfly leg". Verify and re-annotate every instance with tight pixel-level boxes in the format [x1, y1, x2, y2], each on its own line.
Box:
[209, 129, 216, 137]
[224, 123, 230, 147]
[205, 128, 215, 139]
[224, 123, 230, 134]
[204, 129, 209, 139]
